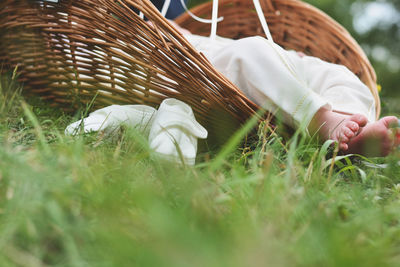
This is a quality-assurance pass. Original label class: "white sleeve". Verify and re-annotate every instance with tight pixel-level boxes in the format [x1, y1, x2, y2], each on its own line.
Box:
[291, 53, 377, 122]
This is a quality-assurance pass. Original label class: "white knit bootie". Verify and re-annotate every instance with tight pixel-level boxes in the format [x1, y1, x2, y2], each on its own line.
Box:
[148, 98, 208, 165]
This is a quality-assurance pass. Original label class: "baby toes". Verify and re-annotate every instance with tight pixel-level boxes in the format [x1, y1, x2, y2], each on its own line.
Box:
[338, 128, 355, 142]
[349, 114, 368, 128]
[339, 142, 349, 151]
[381, 116, 399, 129]
[337, 126, 357, 151]
[344, 127, 355, 139]
[345, 121, 360, 133]
[339, 133, 349, 143]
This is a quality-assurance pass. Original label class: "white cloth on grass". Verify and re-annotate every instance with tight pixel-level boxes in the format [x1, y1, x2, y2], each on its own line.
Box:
[65, 104, 157, 136]
[184, 34, 376, 128]
[65, 99, 207, 165]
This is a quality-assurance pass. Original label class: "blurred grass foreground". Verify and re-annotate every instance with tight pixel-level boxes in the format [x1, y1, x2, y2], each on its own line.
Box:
[1, 0, 400, 266]
[2, 68, 400, 266]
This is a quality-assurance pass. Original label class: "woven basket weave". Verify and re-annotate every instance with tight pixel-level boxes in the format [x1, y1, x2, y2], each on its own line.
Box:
[0, 0, 259, 134]
[0, 0, 380, 135]
[176, 0, 381, 119]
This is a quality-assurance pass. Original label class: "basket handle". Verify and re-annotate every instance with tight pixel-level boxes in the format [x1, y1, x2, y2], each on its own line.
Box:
[210, 0, 219, 40]
[178, 0, 224, 24]
[253, 0, 274, 41]
[161, 0, 171, 16]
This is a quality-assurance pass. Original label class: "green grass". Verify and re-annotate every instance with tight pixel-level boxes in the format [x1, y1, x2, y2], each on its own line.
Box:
[1, 73, 400, 267]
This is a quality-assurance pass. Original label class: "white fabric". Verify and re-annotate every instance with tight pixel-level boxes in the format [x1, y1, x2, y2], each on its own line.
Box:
[149, 98, 208, 165]
[184, 34, 376, 127]
[65, 105, 157, 136]
[65, 99, 207, 166]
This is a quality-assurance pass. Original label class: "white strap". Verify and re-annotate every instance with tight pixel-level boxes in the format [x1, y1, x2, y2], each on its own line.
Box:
[209, 0, 219, 40]
[161, 0, 171, 17]
[179, 0, 223, 24]
[253, 0, 274, 42]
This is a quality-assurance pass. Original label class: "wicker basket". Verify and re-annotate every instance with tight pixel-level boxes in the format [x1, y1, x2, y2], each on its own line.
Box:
[176, 0, 381, 119]
[0, 0, 259, 135]
[0, 0, 380, 136]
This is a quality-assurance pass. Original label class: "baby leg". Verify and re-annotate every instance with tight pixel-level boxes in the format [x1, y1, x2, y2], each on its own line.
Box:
[208, 36, 399, 156]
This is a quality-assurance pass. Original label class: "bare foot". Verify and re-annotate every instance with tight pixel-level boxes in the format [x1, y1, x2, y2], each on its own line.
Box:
[309, 108, 368, 151]
[309, 108, 400, 156]
[346, 116, 400, 157]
